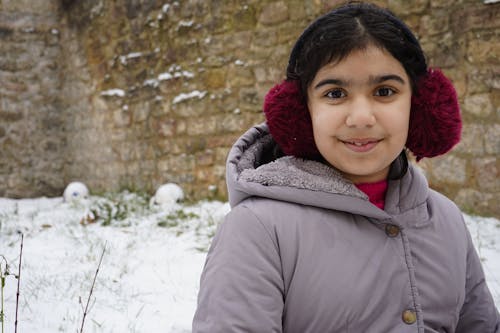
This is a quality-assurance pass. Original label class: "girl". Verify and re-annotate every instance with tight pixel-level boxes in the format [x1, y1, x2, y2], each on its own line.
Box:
[193, 2, 500, 332]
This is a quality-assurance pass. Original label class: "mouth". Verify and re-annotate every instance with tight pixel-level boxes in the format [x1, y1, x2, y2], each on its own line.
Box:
[340, 138, 382, 152]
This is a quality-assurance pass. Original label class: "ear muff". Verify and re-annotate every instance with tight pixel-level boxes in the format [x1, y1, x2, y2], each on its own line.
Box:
[263, 79, 320, 159]
[408, 68, 461, 161]
[263, 68, 462, 161]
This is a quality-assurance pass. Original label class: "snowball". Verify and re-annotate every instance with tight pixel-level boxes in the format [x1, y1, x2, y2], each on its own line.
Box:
[152, 183, 184, 206]
[63, 182, 89, 202]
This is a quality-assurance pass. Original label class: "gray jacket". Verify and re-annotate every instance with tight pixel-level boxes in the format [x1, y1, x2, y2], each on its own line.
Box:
[193, 123, 499, 333]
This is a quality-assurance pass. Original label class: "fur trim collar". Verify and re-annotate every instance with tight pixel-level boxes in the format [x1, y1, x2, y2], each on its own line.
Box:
[238, 150, 366, 200]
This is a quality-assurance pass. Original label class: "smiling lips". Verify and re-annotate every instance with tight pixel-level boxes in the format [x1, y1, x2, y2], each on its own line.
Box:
[341, 138, 382, 153]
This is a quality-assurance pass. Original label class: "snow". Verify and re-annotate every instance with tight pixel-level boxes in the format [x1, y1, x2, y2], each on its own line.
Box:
[0, 194, 499, 333]
[63, 182, 89, 202]
[0, 193, 229, 333]
[151, 183, 184, 207]
[158, 72, 173, 81]
[172, 90, 207, 104]
[119, 52, 143, 65]
[100, 89, 125, 97]
[174, 71, 194, 79]
[143, 78, 159, 88]
[158, 70, 194, 82]
[178, 20, 194, 28]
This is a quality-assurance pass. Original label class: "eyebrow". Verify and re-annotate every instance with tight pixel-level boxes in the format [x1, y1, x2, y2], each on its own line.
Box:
[313, 74, 406, 90]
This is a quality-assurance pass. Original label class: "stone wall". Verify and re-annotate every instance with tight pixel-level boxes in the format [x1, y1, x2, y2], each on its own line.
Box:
[0, 0, 65, 197]
[0, 0, 498, 217]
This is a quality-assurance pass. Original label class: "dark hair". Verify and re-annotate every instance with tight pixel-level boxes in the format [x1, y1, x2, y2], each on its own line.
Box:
[286, 2, 427, 97]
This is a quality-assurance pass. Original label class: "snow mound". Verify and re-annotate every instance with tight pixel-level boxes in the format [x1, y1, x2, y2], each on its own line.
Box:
[151, 183, 184, 207]
[63, 182, 89, 202]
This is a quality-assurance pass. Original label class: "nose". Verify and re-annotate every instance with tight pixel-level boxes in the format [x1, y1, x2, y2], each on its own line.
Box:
[345, 97, 376, 128]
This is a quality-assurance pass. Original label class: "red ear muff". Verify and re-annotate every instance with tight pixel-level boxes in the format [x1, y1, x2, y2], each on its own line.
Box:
[407, 68, 462, 161]
[263, 80, 321, 159]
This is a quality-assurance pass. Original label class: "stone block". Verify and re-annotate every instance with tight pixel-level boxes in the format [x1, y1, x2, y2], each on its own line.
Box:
[214, 147, 230, 162]
[419, 11, 450, 36]
[485, 124, 500, 155]
[132, 103, 149, 122]
[113, 108, 131, 127]
[430, 0, 455, 7]
[202, 68, 227, 89]
[276, 21, 304, 44]
[110, 128, 127, 142]
[259, 1, 289, 26]
[239, 87, 260, 107]
[233, 5, 257, 30]
[287, 1, 307, 21]
[463, 93, 493, 118]
[171, 102, 204, 118]
[206, 135, 238, 149]
[388, 0, 429, 15]
[150, 117, 177, 137]
[212, 113, 242, 133]
[253, 67, 267, 83]
[183, 137, 207, 154]
[196, 149, 215, 166]
[195, 168, 212, 182]
[126, 161, 140, 174]
[454, 124, 485, 155]
[252, 28, 279, 48]
[467, 67, 500, 94]
[158, 154, 195, 173]
[3, 80, 28, 93]
[0, 110, 23, 122]
[156, 139, 179, 155]
[213, 165, 226, 178]
[186, 116, 217, 136]
[253, 66, 283, 84]
[227, 66, 254, 86]
[452, 5, 500, 33]
[1, 0, 59, 13]
[472, 157, 499, 191]
[429, 155, 467, 184]
[454, 188, 495, 216]
[467, 36, 500, 64]
[180, 0, 209, 18]
[437, 68, 466, 98]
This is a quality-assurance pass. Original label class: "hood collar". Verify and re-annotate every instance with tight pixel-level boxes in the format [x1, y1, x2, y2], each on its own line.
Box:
[226, 123, 429, 220]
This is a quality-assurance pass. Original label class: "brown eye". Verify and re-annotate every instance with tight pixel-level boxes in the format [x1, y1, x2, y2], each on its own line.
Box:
[326, 88, 346, 99]
[375, 87, 396, 97]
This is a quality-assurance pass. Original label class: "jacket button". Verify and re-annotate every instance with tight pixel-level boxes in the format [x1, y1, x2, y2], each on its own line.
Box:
[385, 224, 400, 237]
[402, 309, 417, 324]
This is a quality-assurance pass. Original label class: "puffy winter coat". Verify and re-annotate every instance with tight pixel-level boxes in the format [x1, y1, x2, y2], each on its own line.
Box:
[193, 123, 499, 333]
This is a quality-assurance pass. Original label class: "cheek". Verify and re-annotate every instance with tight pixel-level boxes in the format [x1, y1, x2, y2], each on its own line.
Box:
[308, 102, 341, 130]
[388, 100, 411, 138]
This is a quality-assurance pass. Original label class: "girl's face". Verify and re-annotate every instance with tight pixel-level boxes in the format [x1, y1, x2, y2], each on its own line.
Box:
[307, 45, 411, 184]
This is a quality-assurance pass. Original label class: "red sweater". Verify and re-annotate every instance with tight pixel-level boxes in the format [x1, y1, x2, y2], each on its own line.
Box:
[355, 180, 388, 210]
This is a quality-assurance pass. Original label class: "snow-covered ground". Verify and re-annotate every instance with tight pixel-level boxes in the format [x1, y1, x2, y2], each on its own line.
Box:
[0, 192, 499, 332]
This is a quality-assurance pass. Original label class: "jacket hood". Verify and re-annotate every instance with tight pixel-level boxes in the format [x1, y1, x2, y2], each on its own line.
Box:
[226, 123, 430, 220]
